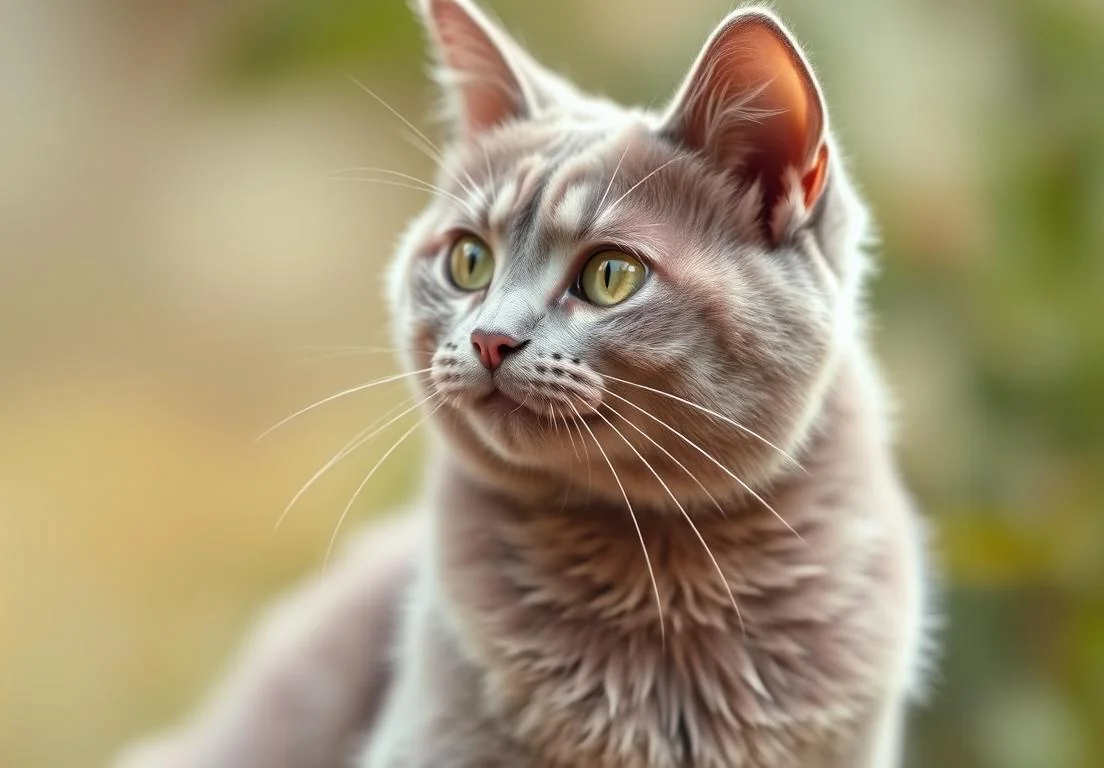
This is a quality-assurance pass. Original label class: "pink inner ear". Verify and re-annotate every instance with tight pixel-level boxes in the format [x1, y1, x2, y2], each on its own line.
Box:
[802, 143, 829, 211]
[428, 0, 528, 136]
[665, 13, 829, 228]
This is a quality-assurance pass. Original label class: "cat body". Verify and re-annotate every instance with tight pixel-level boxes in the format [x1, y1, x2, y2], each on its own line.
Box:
[117, 2, 930, 767]
[365, 396, 923, 768]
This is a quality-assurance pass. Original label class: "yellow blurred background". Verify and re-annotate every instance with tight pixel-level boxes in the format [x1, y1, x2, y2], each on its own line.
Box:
[0, 1, 1100, 767]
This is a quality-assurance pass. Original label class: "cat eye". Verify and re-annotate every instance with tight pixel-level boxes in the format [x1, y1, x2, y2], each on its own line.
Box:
[578, 251, 646, 307]
[448, 235, 494, 291]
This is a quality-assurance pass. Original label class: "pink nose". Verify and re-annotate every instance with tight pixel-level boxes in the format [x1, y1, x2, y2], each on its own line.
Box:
[470, 331, 526, 371]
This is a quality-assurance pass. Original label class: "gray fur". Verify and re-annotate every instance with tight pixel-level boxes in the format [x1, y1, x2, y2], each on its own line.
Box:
[115, 2, 930, 767]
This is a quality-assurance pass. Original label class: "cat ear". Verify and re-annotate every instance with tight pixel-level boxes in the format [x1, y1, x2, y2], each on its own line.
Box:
[659, 10, 830, 241]
[417, 0, 565, 138]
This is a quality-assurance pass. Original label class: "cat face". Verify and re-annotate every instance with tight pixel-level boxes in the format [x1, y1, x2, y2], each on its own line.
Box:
[388, 0, 866, 507]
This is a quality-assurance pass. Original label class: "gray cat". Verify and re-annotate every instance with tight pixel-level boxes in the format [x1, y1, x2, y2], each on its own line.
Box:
[117, 1, 932, 766]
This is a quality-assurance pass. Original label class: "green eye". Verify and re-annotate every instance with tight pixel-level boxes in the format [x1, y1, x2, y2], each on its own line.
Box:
[448, 235, 494, 290]
[579, 251, 646, 307]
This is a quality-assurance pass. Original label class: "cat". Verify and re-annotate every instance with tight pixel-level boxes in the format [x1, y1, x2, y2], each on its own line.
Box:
[116, 1, 931, 766]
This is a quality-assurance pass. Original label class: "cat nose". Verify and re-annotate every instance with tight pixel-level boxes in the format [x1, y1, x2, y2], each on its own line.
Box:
[470, 330, 527, 371]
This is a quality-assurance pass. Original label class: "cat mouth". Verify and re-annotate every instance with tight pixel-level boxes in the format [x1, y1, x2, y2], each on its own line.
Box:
[458, 382, 604, 459]
[474, 385, 599, 425]
[480, 389, 525, 415]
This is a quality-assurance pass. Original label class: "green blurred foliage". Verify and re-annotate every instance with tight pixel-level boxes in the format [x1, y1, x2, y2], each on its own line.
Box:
[207, 0, 1103, 766]
[218, 0, 420, 83]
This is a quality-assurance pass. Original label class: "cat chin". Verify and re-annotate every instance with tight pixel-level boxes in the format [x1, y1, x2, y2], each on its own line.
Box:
[479, 389, 528, 417]
[432, 398, 579, 470]
[468, 407, 556, 456]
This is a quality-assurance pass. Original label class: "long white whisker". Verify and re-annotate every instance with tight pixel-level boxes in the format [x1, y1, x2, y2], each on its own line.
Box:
[533, 401, 550, 443]
[273, 393, 426, 532]
[257, 368, 432, 441]
[601, 373, 805, 473]
[595, 141, 632, 222]
[555, 478, 571, 515]
[568, 399, 665, 645]
[341, 73, 482, 202]
[328, 167, 469, 205]
[547, 403, 567, 457]
[330, 176, 475, 213]
[557, 409, 580, 461]
[569, 411, 592, 507]
[397, 129, 444, 169]
[325, 400, 443, 566]
[601, 402, 726, 518]
[601, 386, 807, 546]
[397, 132, 482, 205]
[591, 408, 744, 633]
[599, 156, 682, 222]
[343, 73, 445, 164]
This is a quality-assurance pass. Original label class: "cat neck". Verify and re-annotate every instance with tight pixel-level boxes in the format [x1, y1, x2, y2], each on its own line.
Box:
[433, 345, 892, 626]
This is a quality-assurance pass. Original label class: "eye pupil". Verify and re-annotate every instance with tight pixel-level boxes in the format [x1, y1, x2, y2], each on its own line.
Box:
[579, 250, 645, 307]
[448, 236, 493, 290]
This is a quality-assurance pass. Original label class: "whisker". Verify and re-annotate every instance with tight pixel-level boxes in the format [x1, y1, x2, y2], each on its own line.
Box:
[591, 408, 745, 634]
[558, 409, 580, 461]
[342, 73, 482, 202]
[397, 129, 443, 169]
[327, 167, 473, 210]
[398, 132, 483, 206]
[595, 140, 632, 223]
[273, 392, 425, 532]
[601, 373, 806, 473]
[507, 395, 530, 418]
[343, 73, 445, 167]
[257, 367, 432, 441]
[599, 156, 682, 222]
[547, 403, 572, 459]
[601, 402, 726, 517]
[555, 478, 571, 515]
[533, 401, 549, 443]
[600, 386, 807, 546]
[568, 399, 665, 645]
[568, 411, 592, 507]
[331, 176, 474, 213]
[325, 399, 444, 566]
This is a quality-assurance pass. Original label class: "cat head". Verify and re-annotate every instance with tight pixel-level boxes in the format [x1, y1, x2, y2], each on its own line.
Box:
[388, 0, 869, 508]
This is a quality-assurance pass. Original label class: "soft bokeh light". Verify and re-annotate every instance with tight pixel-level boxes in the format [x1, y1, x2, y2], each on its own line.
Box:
[1, 1, 1100, 767]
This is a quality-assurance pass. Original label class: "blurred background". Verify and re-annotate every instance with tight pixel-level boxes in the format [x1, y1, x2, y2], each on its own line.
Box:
[0, 0, 1101, 766]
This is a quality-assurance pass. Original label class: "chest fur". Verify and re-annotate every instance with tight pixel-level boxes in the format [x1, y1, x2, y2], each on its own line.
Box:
[438, 504, 902, 768]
